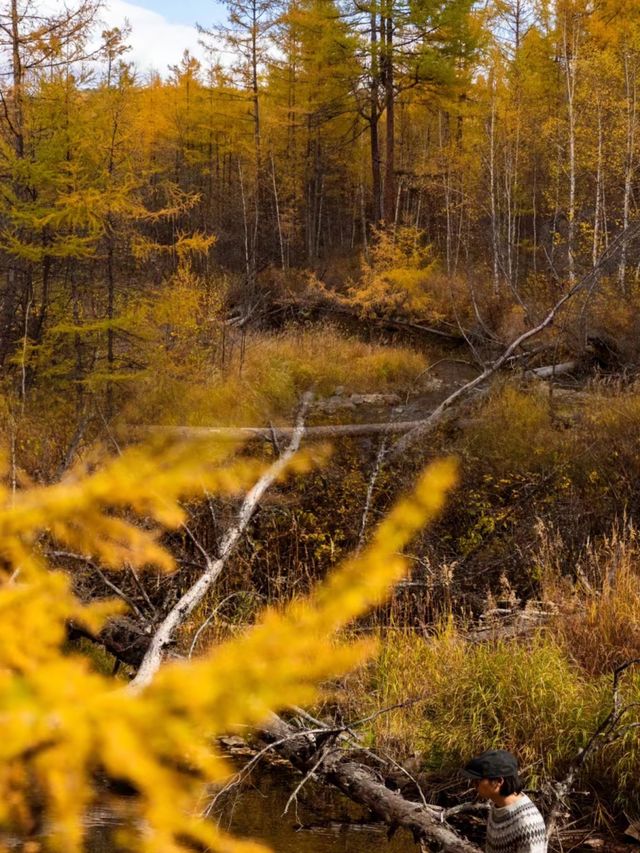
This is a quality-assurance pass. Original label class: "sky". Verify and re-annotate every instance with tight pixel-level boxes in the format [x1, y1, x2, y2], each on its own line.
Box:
[99, 0, 227, 75]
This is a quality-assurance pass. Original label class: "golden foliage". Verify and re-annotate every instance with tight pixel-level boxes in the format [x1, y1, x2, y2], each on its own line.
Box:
[128, 322, 427, 427]
[0, 438, 456, 852]
[349, 226, 442, 320]
[541, 521, 640, 675]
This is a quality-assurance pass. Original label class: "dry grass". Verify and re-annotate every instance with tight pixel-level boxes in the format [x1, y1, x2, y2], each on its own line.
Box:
[339, 618, 640, 815]
[131, 325, 428, 426]
[464, 383, 562, 474]
[344, 623, 604, 778]
[541, 522, 640, 675]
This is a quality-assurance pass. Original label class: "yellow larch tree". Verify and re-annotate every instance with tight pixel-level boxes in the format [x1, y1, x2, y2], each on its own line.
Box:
[0, 432, 456, 853]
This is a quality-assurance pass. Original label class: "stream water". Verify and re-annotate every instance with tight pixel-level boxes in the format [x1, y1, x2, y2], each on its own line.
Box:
[87, 758, 413, 852]
[83, 757, 624, 853]
[211, 759, 413, 852]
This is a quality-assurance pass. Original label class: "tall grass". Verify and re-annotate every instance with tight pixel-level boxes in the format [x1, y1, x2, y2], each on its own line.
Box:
[341, 621, 640, 815]
[347, 624, 604, 776]
[129, 326, 429, 426]
[541, 522, 640, 675]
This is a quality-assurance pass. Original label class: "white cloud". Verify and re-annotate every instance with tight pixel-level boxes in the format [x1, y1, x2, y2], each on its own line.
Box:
[100, 0, 211, 76]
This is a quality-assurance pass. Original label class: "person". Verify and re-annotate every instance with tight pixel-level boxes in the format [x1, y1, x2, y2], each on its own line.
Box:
[462, 749, 547, 853]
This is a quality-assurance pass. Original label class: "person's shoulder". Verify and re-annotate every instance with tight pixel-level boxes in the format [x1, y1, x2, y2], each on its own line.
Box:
[520, 794, 544, 813]
[501, 795, 544, 824]
[516, 795, 546, 826]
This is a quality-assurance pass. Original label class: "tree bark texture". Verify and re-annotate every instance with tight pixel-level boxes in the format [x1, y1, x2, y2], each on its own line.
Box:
[260, 714, 482, 853]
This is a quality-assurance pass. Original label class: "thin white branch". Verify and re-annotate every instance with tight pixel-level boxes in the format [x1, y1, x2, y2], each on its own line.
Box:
[128, 393, 312, 693]
[390, 224, 640, 459]
[283, 749, 329, 815]
[146, 419, 434, 441]
[356, 437, 388, 552]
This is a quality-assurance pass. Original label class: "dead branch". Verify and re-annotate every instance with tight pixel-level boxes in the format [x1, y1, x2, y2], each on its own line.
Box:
[283, 739, 337, 815]
[390, 226, 640, 459]
[525, 360, 578, 379]
[50, 549, 148, 621]
[356, 436, 388, 551]
[545, 658, 640, 841]
[128, 393, 312, 692]
[259, 714, 482, 852]
[204, 726, 335, 816]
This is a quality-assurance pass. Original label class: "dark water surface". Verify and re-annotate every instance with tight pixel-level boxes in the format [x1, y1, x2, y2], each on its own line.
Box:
[85, 760, 625, 853]
[212, 760, 413, 852]
[88, 759, 413, 852]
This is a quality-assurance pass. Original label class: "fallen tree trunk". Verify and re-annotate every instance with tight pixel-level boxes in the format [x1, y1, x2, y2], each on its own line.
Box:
[260, 714, 482, 852]
[142, 362, 574, 446]
[526, 361, 577, 379]
[146, 419, 440, 442]
[128, 394, 312, 693]
[326, 760, 480, 852]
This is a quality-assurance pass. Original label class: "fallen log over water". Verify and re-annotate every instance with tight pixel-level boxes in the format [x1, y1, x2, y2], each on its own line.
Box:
[260, 714, 482, 852]
[147, 418, 441, 441]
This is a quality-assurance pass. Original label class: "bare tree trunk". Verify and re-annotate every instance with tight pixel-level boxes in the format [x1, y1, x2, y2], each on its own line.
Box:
[360, 181, 369, 258]
[440, 112, 453, 276]
[619, 50, 637, 293]
[488, 89, 500, 293]
[532, 162, 538, 275]
[19, 292, 31, 408]
[260, 715, 482, 853]
[315, 174, 324, 257]
[393, 178, 402, 229]
[562, 13, 579, 287]
[271, 152, 286, 270]
[106, 235, 115, 417]
[129, 395, 312, 692]
[592, 101, 603, 268]
[549, 137, 562, 273]
[370, 8, 382, 223]
[506, 121, 520, 292]
[238, 160, 254, 301]
[250, 0, 261, 172]
[10, 0, 24, 158]
[382, 9, 395, 225]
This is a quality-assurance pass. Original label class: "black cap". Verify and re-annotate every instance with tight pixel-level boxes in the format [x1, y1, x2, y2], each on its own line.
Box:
[462, 749, 518, 780]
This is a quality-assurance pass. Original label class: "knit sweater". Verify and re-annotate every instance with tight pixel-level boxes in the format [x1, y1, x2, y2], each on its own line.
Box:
[485, 794, 547, 853]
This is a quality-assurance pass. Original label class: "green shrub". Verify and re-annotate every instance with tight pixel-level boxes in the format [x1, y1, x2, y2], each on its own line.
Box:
[344, 624, 640, 815]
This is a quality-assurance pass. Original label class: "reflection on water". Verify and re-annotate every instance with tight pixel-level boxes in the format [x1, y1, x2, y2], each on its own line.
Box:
[88, 759, 413, 852]
[19, 758, 615, 852]
[212, 760, 412, 852]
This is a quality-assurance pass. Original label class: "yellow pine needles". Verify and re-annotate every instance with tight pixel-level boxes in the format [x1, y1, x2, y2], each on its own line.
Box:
[0, 439, 456, 853]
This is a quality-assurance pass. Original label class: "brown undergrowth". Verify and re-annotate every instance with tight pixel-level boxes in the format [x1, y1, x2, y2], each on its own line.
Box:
[335, 523, 640, 822]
